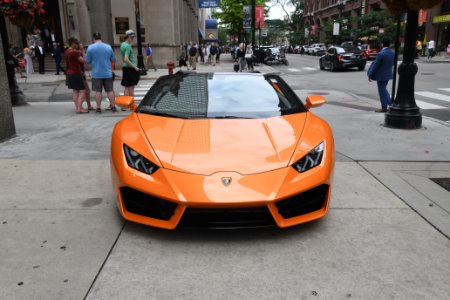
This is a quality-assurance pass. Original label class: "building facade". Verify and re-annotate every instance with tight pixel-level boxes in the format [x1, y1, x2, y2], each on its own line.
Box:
[303, 0, 384, 42]
[6, 0, 201, 67]
[303, 0, 449, 51]
[425, 0, 450, 52]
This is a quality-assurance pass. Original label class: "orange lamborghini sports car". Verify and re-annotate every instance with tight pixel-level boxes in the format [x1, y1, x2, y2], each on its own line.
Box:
[111, 72, 334, 229]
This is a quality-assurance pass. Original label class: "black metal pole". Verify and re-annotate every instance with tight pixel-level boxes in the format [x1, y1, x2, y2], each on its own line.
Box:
[0, 13, 26, 106]
[251, 0, 255, 48]
[391, 14, 401, 104]
[259, 25, 261, 47]
[134, 0, 147, 75]
[385, 10, 422, 129]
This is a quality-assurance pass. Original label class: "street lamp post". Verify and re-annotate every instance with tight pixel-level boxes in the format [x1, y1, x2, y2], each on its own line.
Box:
[337, 0, 346, 45]
[251, 0, 255, 48]
[385, 10, 422, 129]
[134, 0, 147, 75]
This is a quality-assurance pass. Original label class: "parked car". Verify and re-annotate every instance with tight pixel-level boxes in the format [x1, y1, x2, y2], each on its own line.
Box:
[309, 43, 327, 56]
[303, 45, 312, 55]
[319, 46, 367, 71]
[341, 41, 364, 49]
[111, 72, 335, 229]
[362, 43, 381, 60]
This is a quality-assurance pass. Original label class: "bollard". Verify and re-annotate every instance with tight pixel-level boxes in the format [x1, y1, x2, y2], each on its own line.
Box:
[167, 61, 175, 75]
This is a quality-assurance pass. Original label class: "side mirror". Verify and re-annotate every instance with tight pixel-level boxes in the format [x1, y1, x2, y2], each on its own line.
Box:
[305, 95, 325, 110]
[115, 96, 138, 111]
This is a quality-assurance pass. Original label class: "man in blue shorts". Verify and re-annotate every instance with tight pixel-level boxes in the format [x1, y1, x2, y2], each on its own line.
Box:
[86, 32, 116, 113]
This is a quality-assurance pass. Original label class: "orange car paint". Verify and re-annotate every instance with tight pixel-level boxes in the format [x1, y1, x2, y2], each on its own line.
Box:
[111, 98, 334, 229]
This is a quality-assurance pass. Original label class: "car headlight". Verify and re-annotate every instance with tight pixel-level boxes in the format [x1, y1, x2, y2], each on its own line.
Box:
[123, 144, 159, 175]
[292, 142, 324, 173]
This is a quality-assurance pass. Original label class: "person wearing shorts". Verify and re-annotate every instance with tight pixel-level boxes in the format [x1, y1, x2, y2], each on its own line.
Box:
[86, 32, 116, 113]
[65, 37, 88, 113]
[120, 30, 140, 98]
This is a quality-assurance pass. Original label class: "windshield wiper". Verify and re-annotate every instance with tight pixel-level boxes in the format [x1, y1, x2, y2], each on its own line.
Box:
[213, 116, 252, 119]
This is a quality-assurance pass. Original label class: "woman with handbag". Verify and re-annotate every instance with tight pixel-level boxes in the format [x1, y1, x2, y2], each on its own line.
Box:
[237, 43, 246, 72]
[23, 47, 34, 75]
[245, 44, 254, 71]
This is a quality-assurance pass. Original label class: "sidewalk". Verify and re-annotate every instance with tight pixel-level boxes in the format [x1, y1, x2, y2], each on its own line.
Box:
[1, 53, 450, 299]
[15, 55, 278, 85]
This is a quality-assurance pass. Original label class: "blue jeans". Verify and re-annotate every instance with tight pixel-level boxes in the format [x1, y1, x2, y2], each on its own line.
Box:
[377, 80, 391, 110]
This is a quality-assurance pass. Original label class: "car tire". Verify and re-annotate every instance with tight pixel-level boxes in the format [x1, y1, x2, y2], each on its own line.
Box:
[358, 66, 365, 71]
[319, 61, 325, 70]
[331, 63, 337, 72]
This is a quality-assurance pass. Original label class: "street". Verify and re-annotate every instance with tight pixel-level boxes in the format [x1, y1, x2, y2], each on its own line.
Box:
[0, 56, 449, 300]
[273, 54, 450, 123]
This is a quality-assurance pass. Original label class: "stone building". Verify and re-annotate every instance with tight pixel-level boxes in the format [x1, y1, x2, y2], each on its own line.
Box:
[303, 0, 449, 51]
[303, 0, 385, 42]
[6, 0, 201, 67]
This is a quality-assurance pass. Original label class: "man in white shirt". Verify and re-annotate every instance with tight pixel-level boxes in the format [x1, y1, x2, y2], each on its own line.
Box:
[427, 40, 435, 60]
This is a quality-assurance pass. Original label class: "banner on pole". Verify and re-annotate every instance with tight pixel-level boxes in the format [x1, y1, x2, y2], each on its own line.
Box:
[360, 0, 366, 16]
[418, 9, 428, 24]
[243, 6, 252, 28]
[333, 22, 340, 36]
[255, 5, 265, 29]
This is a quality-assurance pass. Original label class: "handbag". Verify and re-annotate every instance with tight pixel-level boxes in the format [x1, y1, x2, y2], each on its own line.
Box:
[18, 59, 26, 68]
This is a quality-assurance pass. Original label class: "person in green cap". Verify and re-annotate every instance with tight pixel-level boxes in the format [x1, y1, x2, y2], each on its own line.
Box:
[120, 29, 140, 98]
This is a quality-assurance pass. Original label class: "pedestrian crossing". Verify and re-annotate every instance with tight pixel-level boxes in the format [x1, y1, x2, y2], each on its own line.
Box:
[414, 88, 450, 111]
[287, 67, 319, 73]
[117, 82, 155, 102]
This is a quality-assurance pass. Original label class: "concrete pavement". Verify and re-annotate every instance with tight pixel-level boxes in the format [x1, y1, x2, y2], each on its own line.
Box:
[1, 55, 449, 299]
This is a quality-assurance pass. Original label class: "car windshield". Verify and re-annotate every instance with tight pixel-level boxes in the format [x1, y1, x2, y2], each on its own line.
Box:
[270, 48, 280, 54]
[336, 46, 361, 54]
[138, 73, 306, 119]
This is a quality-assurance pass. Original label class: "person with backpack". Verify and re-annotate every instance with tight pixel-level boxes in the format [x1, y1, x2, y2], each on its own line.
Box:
[145, 43, 157, 71]
[188, 42, 197, 70]
[210, 43, 218, 66]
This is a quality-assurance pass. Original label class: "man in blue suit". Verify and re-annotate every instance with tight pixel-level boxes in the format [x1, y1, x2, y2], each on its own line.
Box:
[367, 39, 395, 112]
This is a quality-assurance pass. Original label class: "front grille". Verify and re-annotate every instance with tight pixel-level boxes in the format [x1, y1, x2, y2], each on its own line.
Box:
[121, 187, 177, 221]
[276, 185, 329, 219]
[179, 207, 275, 229]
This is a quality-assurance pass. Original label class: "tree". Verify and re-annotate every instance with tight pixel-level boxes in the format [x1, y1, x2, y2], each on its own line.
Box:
[213, 0, 269, 43]
[261, 19, 285, 45]
[270, 0, 294, 21]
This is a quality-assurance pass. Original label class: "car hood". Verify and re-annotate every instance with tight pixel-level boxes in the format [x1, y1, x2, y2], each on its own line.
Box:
[137, 113, 307, 175]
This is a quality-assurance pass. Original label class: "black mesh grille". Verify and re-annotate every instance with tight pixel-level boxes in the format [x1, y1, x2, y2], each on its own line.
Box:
[121, 187, 177, 221]
[276, 185, 329, 219]
[179, 207, 275, 229]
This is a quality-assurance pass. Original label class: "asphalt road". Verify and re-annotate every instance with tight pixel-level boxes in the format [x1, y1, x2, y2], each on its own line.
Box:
[271, 54, 450, 123]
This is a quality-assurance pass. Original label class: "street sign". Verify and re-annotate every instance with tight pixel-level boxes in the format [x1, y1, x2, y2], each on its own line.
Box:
[199, 0, 220, 8]
[433, 14, 450, 24]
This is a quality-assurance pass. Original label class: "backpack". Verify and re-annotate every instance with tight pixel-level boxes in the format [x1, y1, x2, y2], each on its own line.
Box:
[189, 47, 197, 56]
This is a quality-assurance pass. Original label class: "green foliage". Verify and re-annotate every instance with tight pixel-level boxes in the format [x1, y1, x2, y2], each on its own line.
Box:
[260, 19, 285, 45]
[218, 27, 228, 45]
[213, 0, 269, 39]
[320, 10, 401, 46]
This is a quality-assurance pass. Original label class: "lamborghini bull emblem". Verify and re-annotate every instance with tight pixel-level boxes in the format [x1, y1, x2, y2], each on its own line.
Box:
[222, 177, 232, 186]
